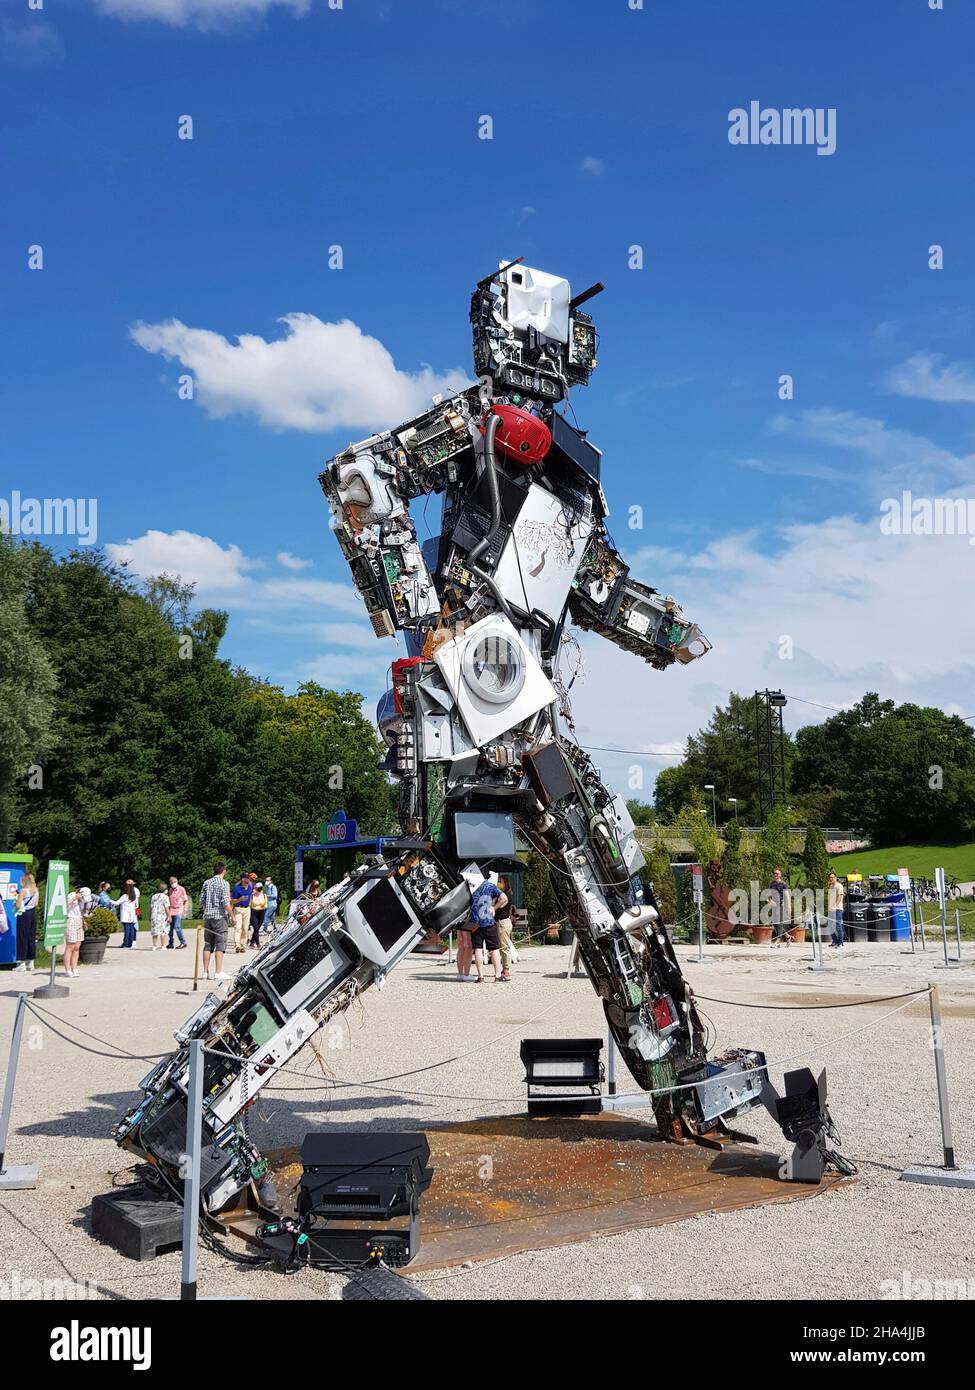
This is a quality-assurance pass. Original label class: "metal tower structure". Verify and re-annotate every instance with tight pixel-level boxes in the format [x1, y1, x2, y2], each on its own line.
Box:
[755, 690, 788, 821]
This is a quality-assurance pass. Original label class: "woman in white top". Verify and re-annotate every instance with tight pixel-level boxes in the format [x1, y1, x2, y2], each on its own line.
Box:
[113, 882, 141, 948]
[64, 889, 86, 977]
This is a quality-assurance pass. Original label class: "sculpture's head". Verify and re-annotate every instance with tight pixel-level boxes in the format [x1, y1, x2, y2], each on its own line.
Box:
[469, 259, 601, 407]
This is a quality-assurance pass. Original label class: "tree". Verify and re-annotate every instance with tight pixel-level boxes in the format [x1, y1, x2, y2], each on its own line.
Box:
[626, 798, 656, 827]
[802, 822, 830, 890]
[653, 764, 693, 822]
[653, 692, 796, 824]
[755, 804, 793, 887]
[642, 840, 676, 923]
[12, 542, 394, 894]
[523, 851, 558, 928]
[721, 817, 745, 892]
[0, 536, 57, 846]
[793, 693, 975, 843]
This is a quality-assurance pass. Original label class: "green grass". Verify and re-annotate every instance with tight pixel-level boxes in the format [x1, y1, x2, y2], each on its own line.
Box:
[829, 841, 975, 881]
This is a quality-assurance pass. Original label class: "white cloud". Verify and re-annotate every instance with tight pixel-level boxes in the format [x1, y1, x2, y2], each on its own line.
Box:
[130, 314, 470, 434]
[107, 529, 254, 591]
[93, 0, 309, 27]
[768, 407, 973, 492]
[105, 529, 363, 617]
[277, 551, 311, 571]
[580, 156, 605, 176]
[886, 352, 975, 404]
[571, 510, 975, 799]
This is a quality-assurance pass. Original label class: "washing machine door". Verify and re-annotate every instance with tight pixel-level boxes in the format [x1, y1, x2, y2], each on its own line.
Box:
[461, 626, 528, 705]
[434, 613, 557, 746]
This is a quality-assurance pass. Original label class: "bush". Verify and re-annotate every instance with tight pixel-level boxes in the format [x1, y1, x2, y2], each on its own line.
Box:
[642, 841, 677, 923]
[523, 851, 559, 927]
[82, 906, 120, 938]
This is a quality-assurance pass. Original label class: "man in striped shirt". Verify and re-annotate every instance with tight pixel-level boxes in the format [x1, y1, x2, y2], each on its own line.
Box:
[200, 862, 232, 980]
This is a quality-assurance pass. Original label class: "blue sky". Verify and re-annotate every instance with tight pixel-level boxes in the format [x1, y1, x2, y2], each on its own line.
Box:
[3, 0, 974, 801]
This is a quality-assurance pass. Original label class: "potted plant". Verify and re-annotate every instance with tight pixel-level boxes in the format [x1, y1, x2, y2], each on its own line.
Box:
[79, 907, 119, 965]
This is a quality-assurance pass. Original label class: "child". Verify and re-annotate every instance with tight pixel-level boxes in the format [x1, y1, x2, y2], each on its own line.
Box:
[149, 881, 171, 951]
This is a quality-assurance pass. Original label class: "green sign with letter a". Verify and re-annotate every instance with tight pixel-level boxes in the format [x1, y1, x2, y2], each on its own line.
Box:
[43, 860, 70, 949]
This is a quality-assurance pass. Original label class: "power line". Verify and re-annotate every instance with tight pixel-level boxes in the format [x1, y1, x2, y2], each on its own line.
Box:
[580, 744, 686, 758]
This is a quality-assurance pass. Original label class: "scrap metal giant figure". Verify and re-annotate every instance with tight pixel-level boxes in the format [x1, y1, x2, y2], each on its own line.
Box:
[115, 263, 844, 1214]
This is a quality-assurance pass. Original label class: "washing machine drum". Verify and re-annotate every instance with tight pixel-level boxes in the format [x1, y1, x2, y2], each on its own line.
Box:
[434, 614, 556, 745]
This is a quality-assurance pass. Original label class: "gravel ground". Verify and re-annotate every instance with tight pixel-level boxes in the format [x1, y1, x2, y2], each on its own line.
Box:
[0, 932, 972, 1302]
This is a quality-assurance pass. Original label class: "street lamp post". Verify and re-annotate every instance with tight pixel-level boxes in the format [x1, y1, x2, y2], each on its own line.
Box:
[704, 784, 717, 829]
[729, 797, 738, 821]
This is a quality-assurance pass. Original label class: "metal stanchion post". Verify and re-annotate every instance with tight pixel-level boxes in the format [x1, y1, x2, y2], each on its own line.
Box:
[902, 985, 974, 1189]
[809, 911, 832, 973]
[34, 942, 69, 1001]
[695, 900, 704, 964]
[607, 1028, 616, 1097]
[930, 985, 955, 1169]
[180, 1039, 204, 1301]
[918, 900, 927, 951]
[936, 880, 958, 971]
[955, 907, 963, 965]
[904, 884, 916, 955]
[0, 995, 38, 1190]
[447, 931, 453, 965]
[192, 925, 202, 992]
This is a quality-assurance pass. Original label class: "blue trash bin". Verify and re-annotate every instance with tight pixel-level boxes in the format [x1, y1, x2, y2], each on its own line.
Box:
[882, 890, 912, 942]
[0, 853, 34, 965]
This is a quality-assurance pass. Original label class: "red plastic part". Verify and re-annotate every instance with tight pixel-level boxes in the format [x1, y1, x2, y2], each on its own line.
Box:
[651, 997, 674, 1032]
[391, 656, 424, 713]
[481, 404, 551, 464]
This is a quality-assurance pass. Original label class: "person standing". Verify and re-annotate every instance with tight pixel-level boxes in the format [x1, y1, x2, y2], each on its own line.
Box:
[467, 877, 507, 983]
[231, 873, 253, 953]
[149, 881, 170, 950]
[113, 882, 140, 948]
[13, 872, 39, 974]
[769, 867, 792, 943]
[97, 882, 113, 911]
[249, 881, 267, 949]
[64, 887, 85, 977]
[495, 876, 514, 982]
[264, 877, 279, 933]
[828, 871, 846, 948]
[200, 862, 232, 980]
[167, 877, 189, 949]
[455, 919, 474, 981]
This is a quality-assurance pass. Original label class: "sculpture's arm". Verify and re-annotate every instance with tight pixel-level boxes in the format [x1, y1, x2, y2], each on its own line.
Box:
[319, 387, 478, 637]
[567, 523, 711, 670]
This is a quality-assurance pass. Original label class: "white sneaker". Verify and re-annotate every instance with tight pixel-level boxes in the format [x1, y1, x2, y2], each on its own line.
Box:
[215, 970, 230, 981]
[13, 963, 26, 973]
[26, 962, 34, 972]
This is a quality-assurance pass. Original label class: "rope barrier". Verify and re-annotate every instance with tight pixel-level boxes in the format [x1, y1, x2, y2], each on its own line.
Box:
[17, 982, 935, 1107]
[692, 987, 930, 1011]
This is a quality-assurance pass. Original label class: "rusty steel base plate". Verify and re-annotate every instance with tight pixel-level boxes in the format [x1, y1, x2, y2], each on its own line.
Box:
[262, 1112, 849, 1272]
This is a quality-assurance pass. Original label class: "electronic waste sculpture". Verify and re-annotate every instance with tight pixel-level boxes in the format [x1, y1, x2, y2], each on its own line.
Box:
[115, 261, 849, 1213]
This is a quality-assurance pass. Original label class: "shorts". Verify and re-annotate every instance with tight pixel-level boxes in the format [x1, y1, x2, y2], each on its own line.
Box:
[204, 918, 228, 953]
[471, 924, 500, 952]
